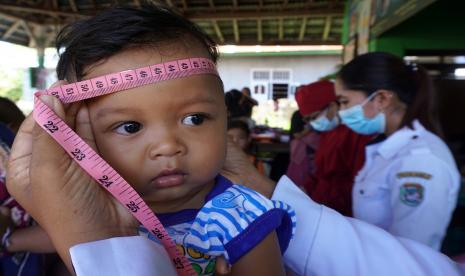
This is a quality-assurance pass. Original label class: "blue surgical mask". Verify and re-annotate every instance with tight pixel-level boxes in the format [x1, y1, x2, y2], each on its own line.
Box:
[310, 113, 339, 132]
[338, 92, 385, 135]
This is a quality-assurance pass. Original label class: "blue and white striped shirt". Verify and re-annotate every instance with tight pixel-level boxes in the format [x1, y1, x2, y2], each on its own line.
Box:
[139, 175, 296, 275]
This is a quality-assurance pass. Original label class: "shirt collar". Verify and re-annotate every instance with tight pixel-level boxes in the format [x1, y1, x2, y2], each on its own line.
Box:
[156, 175, 233, 226]
[376, 120, 425, 159]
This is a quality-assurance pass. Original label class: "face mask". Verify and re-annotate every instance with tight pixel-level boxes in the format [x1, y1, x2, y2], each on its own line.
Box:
[338, 92, 385, 135]
[310, 114, 339, 132]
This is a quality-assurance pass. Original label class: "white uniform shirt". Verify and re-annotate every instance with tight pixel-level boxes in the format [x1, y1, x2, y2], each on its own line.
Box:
[70, 175, 465, 276]
[353, 120, 460, 250]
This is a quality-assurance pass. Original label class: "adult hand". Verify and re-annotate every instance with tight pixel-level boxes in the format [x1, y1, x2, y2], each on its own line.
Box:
[6, 81, 137, 272]
[221, 140, 276, 198]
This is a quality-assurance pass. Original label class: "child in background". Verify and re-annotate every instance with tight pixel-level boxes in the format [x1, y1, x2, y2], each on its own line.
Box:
[227, 120, 267, 175]
[52, 5, 294, 275]
[286, 80, 336, 192]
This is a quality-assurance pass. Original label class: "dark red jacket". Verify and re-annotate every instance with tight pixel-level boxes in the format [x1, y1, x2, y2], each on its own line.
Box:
[308, 125, 373, 216]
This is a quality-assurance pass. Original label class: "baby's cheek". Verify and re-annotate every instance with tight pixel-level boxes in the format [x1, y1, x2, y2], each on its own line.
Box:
[196, 140, 226, 176]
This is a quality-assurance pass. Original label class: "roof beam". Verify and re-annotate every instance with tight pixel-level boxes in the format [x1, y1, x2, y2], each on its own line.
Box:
[278, 18, 284, 40]
[181, 0, 188, 10]
[233, 19, 239, 43]
[20, 20, 37, 47]
[185, 2, 344, 12]
[0, 4, 85, 18]
[257, 19, 262, 43]
[232, 0, 238, 9]
[299, 17, 307, 40]
[90, 0, 97, 9]
[2, 20, 21, 40]
[185, 9, 341, 20]
[165, 0, 173, 7]
[212, 20, 224, 43]
[0, 10, 42, 26]
[322, 15, 332, 40]
[52, 0, 58, 10]
[220, 38, 340, 46]
[208, 0, 215, 8]
[68, 0, 78, 12]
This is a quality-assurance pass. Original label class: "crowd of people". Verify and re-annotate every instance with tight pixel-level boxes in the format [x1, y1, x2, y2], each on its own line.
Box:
[0, 4, 464, 276]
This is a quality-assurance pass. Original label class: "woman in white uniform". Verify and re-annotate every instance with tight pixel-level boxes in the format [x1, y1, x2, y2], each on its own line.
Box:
[336, 52, 460, 250]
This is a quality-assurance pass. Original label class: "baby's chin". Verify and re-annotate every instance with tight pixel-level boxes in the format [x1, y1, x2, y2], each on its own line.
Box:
[141, 184, 209, 213]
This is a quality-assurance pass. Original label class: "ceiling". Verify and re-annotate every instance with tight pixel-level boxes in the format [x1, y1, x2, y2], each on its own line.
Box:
[0, 0, 344, 49]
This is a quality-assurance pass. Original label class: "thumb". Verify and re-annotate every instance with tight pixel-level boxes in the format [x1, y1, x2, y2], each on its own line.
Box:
[31, 94, 68, 167]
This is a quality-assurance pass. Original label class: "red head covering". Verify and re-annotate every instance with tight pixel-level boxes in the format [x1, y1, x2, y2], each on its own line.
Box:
[295, 80, 336, 117]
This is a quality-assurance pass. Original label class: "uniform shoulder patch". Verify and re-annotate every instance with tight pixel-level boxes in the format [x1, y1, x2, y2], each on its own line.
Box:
[399, 183, 424, 207]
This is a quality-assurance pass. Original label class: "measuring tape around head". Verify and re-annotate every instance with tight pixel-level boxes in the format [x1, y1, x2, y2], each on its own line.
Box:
[33, 57, 219, 276]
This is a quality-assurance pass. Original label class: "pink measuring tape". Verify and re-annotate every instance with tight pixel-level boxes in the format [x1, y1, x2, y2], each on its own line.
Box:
[33, 57, 219, 276]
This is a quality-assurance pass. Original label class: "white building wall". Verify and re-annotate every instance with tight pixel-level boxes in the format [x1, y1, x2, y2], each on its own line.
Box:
[217, 55, 341, 94]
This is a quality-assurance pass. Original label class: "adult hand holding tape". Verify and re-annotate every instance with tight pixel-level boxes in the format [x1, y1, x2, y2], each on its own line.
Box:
[6, 81, 138, 271]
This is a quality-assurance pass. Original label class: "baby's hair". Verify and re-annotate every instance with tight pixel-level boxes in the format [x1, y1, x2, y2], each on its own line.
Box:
[56, 4, 219, 81]
[227, 119, 250, 137]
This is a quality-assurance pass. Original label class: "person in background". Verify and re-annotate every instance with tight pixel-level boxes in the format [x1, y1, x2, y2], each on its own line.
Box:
[224, 89, 245, 119]
[227, 119, 267, 175]
[286, 80, 336, 192]
[337, 52, 460, 250]
[287, 81, 372, 216]
[240, 86, 258, 118]
[288, 110, 305, 141]
[0, 97, 26, 134]
[225, 89, 257, 129]
[309, 93, 373, 216]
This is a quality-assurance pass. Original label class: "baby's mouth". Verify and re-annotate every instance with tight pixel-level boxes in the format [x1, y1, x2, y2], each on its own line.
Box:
[151, 169, 186, 189]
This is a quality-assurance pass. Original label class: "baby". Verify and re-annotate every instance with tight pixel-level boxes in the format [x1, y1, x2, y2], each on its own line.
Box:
[53, 5, 295, 275]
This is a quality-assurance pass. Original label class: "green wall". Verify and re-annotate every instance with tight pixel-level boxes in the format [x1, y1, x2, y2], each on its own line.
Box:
[371, 0, 465, 56]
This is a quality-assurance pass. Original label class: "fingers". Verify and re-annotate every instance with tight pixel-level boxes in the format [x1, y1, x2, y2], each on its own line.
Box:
[75, 103, 98, 151]
[31, 95, 69, 167]
[6, 114, 35, 202]
[8, 114, 34, 163]
[215, 256, 231, 275]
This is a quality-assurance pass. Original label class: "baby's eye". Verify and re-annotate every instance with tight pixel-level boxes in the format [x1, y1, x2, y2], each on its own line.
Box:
[114, 121, 142, 135]
[182, 114, 208, 126]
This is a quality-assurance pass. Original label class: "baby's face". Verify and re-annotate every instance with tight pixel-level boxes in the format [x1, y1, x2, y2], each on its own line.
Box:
[83, 47, 227, 213]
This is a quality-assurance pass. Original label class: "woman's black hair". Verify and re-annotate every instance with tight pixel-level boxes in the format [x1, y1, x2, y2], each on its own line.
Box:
[56, 4, 219, 81]
[337, 52, 441, 135]
[225, 89, 246, 118]
[0, 97, 25, 133]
